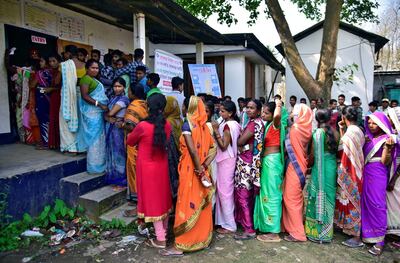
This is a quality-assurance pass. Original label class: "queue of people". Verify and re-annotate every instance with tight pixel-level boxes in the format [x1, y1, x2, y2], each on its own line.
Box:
[5, 44, 400, 257]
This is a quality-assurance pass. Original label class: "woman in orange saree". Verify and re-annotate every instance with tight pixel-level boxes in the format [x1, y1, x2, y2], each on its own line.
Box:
[161, 96, 216, 256]
[122, 85, 148, 217]
[282, 104, 312, 242]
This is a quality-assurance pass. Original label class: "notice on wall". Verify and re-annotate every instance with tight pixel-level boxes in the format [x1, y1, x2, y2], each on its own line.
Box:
[24, 2, 58, 35]
[154, 49, 183, 92]
[188, 64, 222, 97]
[58, 15, 85, 42]
[0, 0, 20, 25]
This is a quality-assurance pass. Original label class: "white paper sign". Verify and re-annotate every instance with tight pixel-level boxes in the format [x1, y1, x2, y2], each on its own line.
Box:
[154, 49, 183, 92]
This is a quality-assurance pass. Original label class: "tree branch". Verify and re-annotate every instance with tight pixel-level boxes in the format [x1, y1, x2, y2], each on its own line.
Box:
[315, 0, 344, 101]
[265, 0, 321, 100]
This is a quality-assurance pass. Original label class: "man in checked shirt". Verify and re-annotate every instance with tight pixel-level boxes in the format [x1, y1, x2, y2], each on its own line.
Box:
[114, 48, 149, 89]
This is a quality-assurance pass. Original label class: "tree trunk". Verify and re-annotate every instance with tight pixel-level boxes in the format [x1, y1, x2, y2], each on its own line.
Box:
[315, 0, 344, 104]
[265, 0, 322, 101]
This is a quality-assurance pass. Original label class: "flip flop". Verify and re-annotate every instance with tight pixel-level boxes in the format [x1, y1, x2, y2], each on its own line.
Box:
[216, 228, 234, 235]
[234, 233, 256, 240]
[159, 248, 184, 257]
[283, 235, 303, 242]
[122, 209, 136, 217]
[145, 238, 166, 249]
[257, 234, 281, 243]
[368, 245, 383, 256]
[391, 241, 400, 248]
[342, 238, 364, 248]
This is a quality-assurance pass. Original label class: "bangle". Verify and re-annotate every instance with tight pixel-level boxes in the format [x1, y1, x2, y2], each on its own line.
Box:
[95, 100, 99, 107]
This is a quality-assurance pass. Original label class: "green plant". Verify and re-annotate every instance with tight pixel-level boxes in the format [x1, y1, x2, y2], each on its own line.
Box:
[0, 199, 85, 252]
[333, 63, 359, 87]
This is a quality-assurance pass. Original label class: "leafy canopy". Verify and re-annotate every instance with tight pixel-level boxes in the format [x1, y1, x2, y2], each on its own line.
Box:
[176, 0, 379, 26]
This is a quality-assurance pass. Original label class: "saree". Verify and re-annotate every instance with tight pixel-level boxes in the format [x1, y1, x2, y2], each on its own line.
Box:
[124, 100, 148, 195]
[362, 112, 394, 243]
[105, 95, 130, 186]
[48, 68, 61, 149]
[35, 69, 52, 147]
[234, 116, 264, 233]
[334, 125, 365, 237]
[174, 96, 215, 252]
[60, 60, 79, 152]
[254, 108, 288, 234]
[164, 96, 183, 150]
[305, 128, 337, 242]
[387, 107, 400, 235]
[282, 104, 312, 241]
[77, 78, 108, 173]
[215, 120, 241, 232]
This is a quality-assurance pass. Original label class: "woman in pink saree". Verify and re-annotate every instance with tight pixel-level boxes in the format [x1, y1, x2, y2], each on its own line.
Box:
[282, 104, 312, 242]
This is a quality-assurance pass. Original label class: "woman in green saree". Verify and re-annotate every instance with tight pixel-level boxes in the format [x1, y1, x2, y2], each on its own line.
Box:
[305, 109, 339, 243]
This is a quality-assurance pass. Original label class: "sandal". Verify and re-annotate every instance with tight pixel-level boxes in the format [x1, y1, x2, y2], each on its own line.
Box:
[145, 238, 166, 249]
[216, 228, 234, 235]
[122, 209, 136, 217]
[368, 245, 383, 256]
[159, 248, 184, 257]
[283, 235, 303, 242]
[257, 234, 281, 243]
[342, 238, 364, 248]
[391, 241, 400, 248]
[234, 232, 256, 240]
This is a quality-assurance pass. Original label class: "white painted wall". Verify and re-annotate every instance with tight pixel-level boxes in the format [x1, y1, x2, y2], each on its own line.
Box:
[148, 43, 245, 56]
[224, 55, 246, 102]
[0, 0, 135, 135]
[284, 28, 375, 112]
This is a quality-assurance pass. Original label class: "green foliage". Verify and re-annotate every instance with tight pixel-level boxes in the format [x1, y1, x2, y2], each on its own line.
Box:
[176, 0, 379, 26]
[333, 63, 359, 87]
[0, 199, 84, 252]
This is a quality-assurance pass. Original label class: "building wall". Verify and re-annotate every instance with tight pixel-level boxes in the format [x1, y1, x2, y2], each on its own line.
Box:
[284, 28, 375, 112]
[373, 72, 400, 100]
[0, 0, 135, 135]
[224, 55, 246, 102]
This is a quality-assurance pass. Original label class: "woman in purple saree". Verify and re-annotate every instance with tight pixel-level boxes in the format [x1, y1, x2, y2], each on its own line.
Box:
[362, 111, 396, 256]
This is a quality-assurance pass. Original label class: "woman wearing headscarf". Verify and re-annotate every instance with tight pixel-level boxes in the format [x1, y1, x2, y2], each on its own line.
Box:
[335, 106, 365, 248]
[386, 107, 400, 245]
[305, 109, 339, 243]
[234, 99, 264, 240]
[126, 93, 172, 248]
[160, 96, 216, 256]
[362, 112, 396, 255]
[282, 104, 312, 242]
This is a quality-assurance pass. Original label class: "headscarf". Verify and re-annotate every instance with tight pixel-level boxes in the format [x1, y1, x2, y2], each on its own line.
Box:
[164, 96, 183, 149]
[292, 104, 313, 137]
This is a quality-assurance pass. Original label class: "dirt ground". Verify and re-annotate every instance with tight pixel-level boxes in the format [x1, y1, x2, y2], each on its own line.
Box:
[1, 231, 400, 263]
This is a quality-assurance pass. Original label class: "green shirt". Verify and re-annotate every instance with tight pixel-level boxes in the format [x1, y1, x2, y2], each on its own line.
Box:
[146, 87, 162, 99]
[79, 75, 98, 94]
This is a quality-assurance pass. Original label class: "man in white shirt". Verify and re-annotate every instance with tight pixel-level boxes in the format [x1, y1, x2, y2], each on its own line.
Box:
[378, 98, 391, 115]
[164, 76, 185, 118]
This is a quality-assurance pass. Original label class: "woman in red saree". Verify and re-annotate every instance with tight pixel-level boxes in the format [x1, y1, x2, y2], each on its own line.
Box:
[161, 96, 216, 256]
[48, 54, 62, 149]
[282, 104, 312, 242]
[334, 106, 365, 247]
[126, 93, 172, 248]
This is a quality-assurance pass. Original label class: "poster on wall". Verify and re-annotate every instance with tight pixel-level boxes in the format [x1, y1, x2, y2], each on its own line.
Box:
[154, 49, 183, 92]
[24, 2, 58, 35]
[0, 0, 20, 25]
[58, 15, 85, 42]
[188, 64, 222, 97]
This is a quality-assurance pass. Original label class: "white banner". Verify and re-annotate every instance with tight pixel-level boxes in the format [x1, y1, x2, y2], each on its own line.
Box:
[154, 49, 183, 92]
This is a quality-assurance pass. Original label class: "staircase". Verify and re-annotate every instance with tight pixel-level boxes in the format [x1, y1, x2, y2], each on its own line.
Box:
[59, 172, 136, 225]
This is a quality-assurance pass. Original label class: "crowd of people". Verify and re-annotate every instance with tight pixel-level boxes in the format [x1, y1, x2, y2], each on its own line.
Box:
[5, 45, 400, 257]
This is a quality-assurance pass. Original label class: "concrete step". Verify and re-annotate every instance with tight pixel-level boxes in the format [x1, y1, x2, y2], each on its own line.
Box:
[60, 172, 105, 207]
[78, 185, 127, 222]
[99, 203, 137, 226]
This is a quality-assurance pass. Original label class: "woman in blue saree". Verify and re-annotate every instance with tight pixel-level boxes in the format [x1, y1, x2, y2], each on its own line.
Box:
[104, 77, 130, 185]
[78, 59, 109, 173]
